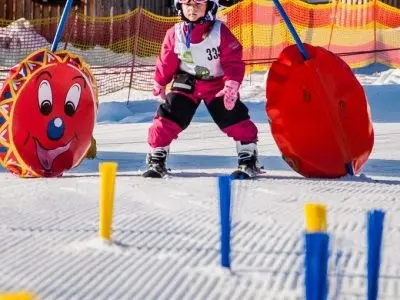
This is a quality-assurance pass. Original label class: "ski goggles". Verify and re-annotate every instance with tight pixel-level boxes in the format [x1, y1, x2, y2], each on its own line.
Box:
[178, 0, 208, 4]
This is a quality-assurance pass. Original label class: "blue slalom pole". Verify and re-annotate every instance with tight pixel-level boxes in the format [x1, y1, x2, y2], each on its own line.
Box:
[367, 210, 385, 300]
[218, 175, 232, 269]
[272, 0, 310, 60]
[305, 232, 329, 300]
[51, 0, 74, 52]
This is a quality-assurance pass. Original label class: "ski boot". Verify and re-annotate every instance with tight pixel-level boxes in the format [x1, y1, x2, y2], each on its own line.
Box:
[142, 146, 169, 178]
[231, 142, 260, 179]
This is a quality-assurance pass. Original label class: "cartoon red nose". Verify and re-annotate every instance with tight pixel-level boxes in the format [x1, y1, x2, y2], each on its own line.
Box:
[47, 117, 65, 141]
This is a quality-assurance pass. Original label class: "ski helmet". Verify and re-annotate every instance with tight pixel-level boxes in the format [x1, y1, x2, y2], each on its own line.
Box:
[174, 0, 220, 23]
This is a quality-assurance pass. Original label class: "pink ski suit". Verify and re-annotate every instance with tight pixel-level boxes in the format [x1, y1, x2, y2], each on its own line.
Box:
[148, 20, 258, 148]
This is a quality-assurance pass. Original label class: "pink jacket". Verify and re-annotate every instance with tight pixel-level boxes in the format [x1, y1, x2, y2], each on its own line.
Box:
[154, 21, 245, 87]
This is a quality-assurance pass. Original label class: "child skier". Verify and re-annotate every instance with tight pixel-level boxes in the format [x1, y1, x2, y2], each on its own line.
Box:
[144, 0, 259, 178]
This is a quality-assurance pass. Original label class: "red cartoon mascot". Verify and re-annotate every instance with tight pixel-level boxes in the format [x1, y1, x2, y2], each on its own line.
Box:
[0, 49, 98, 177]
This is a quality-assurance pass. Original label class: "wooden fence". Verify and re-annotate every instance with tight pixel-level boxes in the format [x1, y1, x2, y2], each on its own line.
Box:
[305, 0, 400, 6]
[0, 0, 175, 21]
[382, 0, 400, 6]
[0, 0, 399, 22]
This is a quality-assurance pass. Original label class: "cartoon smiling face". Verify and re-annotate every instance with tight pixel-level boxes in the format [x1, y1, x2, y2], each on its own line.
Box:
[11, 59, 96, 177]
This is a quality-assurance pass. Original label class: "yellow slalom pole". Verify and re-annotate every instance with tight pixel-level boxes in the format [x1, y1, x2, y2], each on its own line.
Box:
[304, 203, 327, 232]
[99, 162, 118, 241]
[0, 292, 36, 300]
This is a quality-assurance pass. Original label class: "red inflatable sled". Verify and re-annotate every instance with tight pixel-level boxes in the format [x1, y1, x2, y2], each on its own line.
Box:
[266, 43, 374, 178]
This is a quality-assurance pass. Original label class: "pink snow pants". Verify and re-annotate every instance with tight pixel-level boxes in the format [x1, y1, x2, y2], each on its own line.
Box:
[148, 77, 258, 148]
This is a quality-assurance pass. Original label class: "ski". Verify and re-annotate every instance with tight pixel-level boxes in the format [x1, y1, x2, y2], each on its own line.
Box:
[231, 170, 252, 179]
[142, 169, 168, 178]
[231, 167, 264, 180]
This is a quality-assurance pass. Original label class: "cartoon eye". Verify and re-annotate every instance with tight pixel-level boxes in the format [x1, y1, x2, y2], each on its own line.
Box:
[38, 80, 53, 116]
[64, 84, 81, 117]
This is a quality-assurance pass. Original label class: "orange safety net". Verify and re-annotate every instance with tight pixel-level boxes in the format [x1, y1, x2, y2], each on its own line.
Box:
[224, 0, 400, 72]
[0, 0, 399, 96]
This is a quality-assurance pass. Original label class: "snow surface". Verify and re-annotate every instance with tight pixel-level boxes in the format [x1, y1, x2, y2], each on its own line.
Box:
[1, 65, 400, 300]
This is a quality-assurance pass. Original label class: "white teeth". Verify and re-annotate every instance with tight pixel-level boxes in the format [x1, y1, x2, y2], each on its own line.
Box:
[35, 139, 72, 171]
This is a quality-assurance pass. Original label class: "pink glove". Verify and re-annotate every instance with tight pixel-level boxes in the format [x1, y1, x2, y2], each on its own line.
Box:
[216, 80, 240, 110]
[152, 81, 166, 100]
